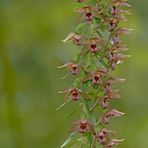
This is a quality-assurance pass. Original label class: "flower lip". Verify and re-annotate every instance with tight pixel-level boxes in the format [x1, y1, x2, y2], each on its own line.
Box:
[79, 121, 88, 133]
[85, 12, 93, 21]
[102, 109, 125, 124]
[92, 75, 100, 84]
[90, 44, 98, 52]
[71, 64, 78, 75]
[71, 88, 79, 101]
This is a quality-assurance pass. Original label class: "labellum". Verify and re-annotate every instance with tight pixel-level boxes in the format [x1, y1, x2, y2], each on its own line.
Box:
[70, 88, 80, 101]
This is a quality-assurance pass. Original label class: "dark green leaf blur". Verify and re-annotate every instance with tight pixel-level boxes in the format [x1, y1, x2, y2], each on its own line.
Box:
[0, 0, 147, 147]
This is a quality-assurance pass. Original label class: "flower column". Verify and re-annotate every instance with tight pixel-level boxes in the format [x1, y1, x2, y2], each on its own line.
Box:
[58, 0, 131, 147]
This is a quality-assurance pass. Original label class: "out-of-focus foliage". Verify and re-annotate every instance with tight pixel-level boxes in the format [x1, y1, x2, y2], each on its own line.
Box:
[0, 0, 148, 148]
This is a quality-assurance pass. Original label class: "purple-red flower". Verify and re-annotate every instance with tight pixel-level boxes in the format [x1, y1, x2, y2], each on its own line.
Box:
[96, 128, 108, 145]
[108, 17, 119, 32]
[85, 37, 103, 53]
[111, 6, 118, 15]
[63, 32, 83, 46]
[70, 120, 95, 134]
[82, 69, 107, 85]
[111, 0, 131, 7]
[102, 109, 125, 124]
[75, 5, 97, 21]
[105, 139, 125, 148]
[58, 62, 79, 75]
[59, 87, 90, 101]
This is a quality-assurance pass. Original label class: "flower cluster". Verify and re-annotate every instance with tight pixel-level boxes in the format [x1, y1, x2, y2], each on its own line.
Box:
[59, 0, 131, 147]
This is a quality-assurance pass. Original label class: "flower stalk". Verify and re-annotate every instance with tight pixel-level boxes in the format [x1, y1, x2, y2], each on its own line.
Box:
[59, 0, 131, 147]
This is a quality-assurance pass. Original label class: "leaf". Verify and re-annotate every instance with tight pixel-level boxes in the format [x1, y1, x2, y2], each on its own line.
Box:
[56, 102, 66, 110]
[73, 78, 80, 87]
[96, 30, 103, 37]
[94, 17, 101, 25]
[66, 109, 77, 118]
[60, 132, 76, 148]
[75, 23, 86, 34]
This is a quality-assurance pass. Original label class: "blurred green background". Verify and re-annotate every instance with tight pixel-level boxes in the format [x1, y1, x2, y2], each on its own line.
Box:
[0, 0, 148, 147]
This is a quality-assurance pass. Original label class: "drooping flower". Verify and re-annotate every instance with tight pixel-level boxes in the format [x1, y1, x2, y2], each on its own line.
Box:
[105, 138, 125, 148]
[111, 0, 131, 7]
[63, 32, 83, 46]
[111, 6, 118, 15]
[108, 17, 119, 32]
[96, 128, 109, 145]
[58, 62, 79, 75]
[102, 109, 125, 124]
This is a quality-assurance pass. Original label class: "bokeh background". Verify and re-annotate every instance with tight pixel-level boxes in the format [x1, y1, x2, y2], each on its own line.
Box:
[0, 0, 148, 147]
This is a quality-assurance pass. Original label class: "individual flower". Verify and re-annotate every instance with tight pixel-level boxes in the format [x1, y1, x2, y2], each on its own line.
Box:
[102, 109, 125, 124]
[85, 37, 103, 53]
[111, 45, 129, 52]
[104, 77, 125, 93]
[101, 89, 121, 109]
[91, 128, 117, 147]
[75, 5, 97, 21]
[111, 0, 131, 7]
[107, 52, 130, 70]
[82, 69, 107, 85]
[111, 35, 120, 45]
[110, 6, 118, 15]
[96, 128, 109, 145]
[101, 98, 109, 109]
[108, 17, 119, 32]
[105, 138, 125, 148]
[59, 87, 90, 101]
[115, 28, 132, 35]
[63, 32, 83, 46]
[58, 62, 79, 75]
[70, 120, 95, 134]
